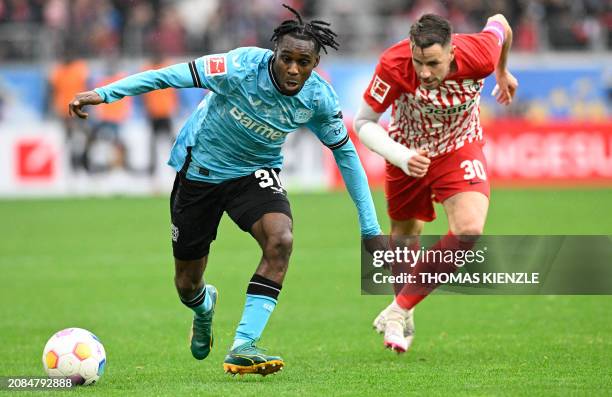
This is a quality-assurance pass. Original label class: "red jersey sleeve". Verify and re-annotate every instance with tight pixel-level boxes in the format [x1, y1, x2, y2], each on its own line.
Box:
[363, 50, 406, 113]
[454, 24, 504, 79]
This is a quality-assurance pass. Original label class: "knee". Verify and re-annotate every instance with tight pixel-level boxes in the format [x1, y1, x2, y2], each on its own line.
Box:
[391, 219, 424, 236]
[174, 273, 199, 295]
[451, 221, 484, 237]
[264, 230, 293, 262]
[174, 262, 203, 296]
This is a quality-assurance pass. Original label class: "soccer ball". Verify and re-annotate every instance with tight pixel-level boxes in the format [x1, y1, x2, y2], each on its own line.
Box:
[42, 328, 106, 386]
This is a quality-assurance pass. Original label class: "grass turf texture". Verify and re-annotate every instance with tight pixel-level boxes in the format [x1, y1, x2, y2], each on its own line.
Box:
[0, 189, 611, 396]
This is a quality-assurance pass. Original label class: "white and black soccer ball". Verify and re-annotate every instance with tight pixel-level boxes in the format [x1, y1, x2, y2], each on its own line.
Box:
[42, 328, 106, 386]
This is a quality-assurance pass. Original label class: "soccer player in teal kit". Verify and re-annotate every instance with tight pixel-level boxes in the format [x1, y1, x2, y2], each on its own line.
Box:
[69, 5, 381, 376]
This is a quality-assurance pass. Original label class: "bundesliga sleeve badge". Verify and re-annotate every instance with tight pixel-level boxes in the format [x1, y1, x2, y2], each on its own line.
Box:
[370, 75, 391, 104]
[204, 55, 227, 76]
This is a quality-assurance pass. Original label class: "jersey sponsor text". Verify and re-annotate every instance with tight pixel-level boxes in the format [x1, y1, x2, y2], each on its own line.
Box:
[230, 106, 287, 141]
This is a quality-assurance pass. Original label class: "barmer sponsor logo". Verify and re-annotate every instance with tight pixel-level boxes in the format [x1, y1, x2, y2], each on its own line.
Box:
[230, 107, 287, 141]
[423, 98, 477, 115]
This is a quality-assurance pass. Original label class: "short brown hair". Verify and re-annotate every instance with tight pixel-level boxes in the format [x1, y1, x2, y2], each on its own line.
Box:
[409, 14, 452, 49]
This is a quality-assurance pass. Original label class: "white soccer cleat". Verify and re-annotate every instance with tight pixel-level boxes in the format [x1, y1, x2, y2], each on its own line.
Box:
[384, 316, 408, 353]
[374, 302, 415, 353]
[372, 309, 387, 334]
[373, 303, 416, 337]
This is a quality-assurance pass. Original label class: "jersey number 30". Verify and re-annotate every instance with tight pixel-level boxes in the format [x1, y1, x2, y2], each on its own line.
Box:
[460, 160, 487, 180]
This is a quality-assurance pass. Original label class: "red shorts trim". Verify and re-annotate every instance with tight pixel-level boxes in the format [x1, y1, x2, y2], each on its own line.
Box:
[385, 141, 490, 222]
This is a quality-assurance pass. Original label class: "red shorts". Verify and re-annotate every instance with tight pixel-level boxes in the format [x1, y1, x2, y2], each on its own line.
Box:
[385, 141, 490, 222]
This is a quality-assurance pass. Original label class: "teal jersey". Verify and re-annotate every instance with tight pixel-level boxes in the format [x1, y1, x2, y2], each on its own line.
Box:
[174, 47, 348, 182]
[94, 47, 381, 236]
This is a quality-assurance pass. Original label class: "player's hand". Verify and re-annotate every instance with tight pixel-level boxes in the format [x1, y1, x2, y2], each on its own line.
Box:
[68, 90, 104, 119]
[362, 234, 391, 263]
[492, 70, 518, 106]
[405, 148, 430, 178]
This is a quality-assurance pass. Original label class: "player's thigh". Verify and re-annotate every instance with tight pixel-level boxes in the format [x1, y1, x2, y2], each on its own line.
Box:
[429, 142, 490, 235]
[225, 168, 293, 238]
[442, 191, 489, 236]
[385, 162, 436, 222]
[430, 141, 490, 203]
[170, 173, 224, 261]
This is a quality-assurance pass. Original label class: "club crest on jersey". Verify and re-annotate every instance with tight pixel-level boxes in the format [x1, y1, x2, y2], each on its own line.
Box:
[370, 75, 391, 103]
[204, 55, 227, 76]
[294, 108, 314, 123]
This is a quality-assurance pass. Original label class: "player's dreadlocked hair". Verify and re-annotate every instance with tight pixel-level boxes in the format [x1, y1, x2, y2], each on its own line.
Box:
[270, 4, 339, 54]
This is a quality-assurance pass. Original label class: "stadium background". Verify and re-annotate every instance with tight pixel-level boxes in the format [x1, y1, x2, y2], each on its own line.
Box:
[0, 0, 610, 395]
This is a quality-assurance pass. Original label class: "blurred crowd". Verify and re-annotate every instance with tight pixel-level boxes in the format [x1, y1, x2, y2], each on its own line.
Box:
[0, 0, 610, 60]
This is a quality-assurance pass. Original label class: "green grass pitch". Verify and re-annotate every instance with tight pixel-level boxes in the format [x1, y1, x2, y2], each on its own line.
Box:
[1, 189, 611, 396]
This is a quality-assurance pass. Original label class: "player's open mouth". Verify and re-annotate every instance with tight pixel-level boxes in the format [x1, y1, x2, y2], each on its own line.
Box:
[285, 81, 299, 88]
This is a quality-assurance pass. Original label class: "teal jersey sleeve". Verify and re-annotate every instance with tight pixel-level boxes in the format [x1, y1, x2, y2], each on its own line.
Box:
[306, 80, 380, 236]
[330, 138, 382, 238]
[190, 49, 245, 94]
[94, 62, 197, 103]
[307, 83, 349, 150]
[94, 48, 252, 103]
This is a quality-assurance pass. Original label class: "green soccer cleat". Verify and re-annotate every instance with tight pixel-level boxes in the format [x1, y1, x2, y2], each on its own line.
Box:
[189, 285, 218, 360]
[223, 341, 284, 376]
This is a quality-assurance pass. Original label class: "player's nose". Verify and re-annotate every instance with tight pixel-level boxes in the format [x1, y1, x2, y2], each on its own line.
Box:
[287, 62, 299, 75]
[419, 68, 431, 79]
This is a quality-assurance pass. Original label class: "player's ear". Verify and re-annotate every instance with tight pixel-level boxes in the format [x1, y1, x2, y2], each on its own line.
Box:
[449, 45, 456, 62]
[314, 55, 320, 68]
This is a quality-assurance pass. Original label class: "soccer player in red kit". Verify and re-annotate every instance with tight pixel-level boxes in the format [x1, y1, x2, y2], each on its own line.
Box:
[353, 14, 518, 353]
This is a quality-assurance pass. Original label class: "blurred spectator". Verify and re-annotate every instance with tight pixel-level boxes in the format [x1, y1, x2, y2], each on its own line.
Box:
[87, 60, 131, 173]
[43, 0, 67, 29]
[123, 1, 155, 56]
[141, 51, 178, 176]
[8, 0, 34, 22]
[515, 15, 539, 51]
[0, 0, 610, 60]
[89, 0, 122, 55]
[48, 50, 90, 172]
[0, 83, 4, 122]
[146, 6, 186, 56]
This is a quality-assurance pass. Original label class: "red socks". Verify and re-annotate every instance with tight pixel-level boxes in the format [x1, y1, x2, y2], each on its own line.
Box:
[395, 232, 476, 310]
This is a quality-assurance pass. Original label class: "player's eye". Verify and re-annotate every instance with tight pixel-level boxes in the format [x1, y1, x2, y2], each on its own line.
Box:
[299, 60, 310, 67]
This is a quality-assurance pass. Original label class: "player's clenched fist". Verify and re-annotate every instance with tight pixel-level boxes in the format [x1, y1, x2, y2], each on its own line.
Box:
[404, 148, 430, 178]
[68, 90, 104, 119]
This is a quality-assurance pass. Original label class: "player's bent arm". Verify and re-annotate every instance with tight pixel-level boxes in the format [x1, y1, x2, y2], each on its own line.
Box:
[331, 139, 382, 237]
[94, 63, 198, 103]
[353, 99, 416, 175]
[486, 14, 513, 73]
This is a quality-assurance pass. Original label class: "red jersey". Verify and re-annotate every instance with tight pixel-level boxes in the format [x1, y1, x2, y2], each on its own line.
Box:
[364, 26, 503, 157]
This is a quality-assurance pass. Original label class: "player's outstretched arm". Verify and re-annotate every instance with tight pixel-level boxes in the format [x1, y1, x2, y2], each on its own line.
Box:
[331, 138, 382, 239]
[487, 14, 518, 105]
[68, 62, 205, 119]
[353, 100, 430, 177]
